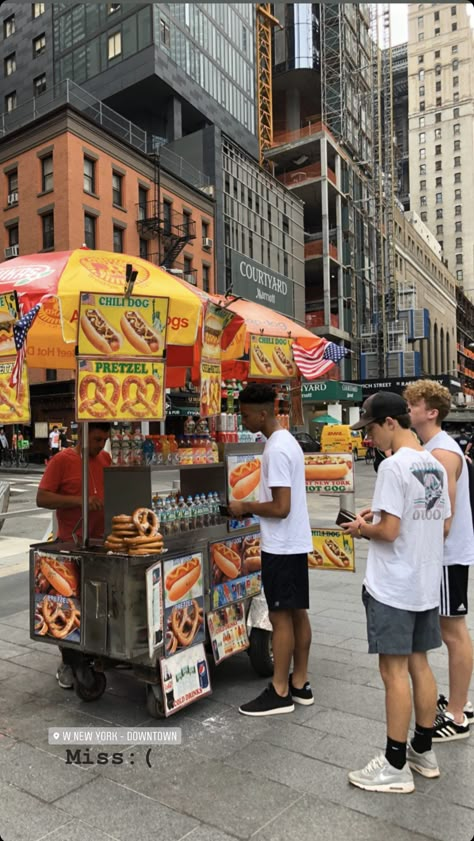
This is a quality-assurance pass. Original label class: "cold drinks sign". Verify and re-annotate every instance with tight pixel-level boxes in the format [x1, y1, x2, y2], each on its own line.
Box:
[230, 251, 294, 318]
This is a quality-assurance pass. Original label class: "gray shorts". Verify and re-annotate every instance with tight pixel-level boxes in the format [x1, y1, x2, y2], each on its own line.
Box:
[362, 587, 442, 655]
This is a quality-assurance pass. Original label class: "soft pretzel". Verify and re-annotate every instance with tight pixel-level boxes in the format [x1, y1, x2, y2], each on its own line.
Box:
[132, 507, 159, 536]
[170, 600, 201, 647]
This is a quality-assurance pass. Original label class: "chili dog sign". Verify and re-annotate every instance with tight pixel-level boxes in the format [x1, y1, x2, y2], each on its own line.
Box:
[0, 357, 30, 424]
[304, 453, 354, 494]
[249, 334, 296, 380]
[76, 358, 165, 422]
[309, 529, 355, 573]
[200, 361, 221, 418]
[78, 292, 168, 359]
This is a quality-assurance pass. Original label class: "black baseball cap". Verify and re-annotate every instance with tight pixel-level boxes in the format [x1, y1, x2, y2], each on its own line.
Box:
[351, 392, 409, 430]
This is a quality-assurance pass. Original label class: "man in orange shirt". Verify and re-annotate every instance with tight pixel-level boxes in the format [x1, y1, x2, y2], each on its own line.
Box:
[37, 422, 111, 688]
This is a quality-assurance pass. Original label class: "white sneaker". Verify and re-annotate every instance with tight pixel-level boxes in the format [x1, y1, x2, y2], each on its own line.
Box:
[348, 754, 415, 793]
[56, 664, 74, 690]
[407, 744, 440, 778]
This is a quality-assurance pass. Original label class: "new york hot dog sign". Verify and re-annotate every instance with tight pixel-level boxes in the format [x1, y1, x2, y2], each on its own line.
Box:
[304, 453, 354, 494]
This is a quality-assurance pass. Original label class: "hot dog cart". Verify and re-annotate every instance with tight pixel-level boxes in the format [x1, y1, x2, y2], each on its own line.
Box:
[29, 444, 271, 718]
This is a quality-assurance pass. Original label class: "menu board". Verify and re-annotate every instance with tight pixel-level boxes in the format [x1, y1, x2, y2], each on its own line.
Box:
[210, 533, 261, 609]
[76, 358, 165, 422]
[202, 301, 233, 361]
[146, 561, 164, 659]
[78, 292, 168, 358]
[163, 553, 205, 657]
[309, 528, 355, 573]
[249, 335, 296, 379]
[0, 292, 18, 357]
[32, 551, 81, 644]
[0, 358, 30, 424]
[304, 453, 354, 494]
[227, 453, 262, 504]
[200, 361, 221, 417]
[160, 643, 211, 716]
[207, 603, 249, 664]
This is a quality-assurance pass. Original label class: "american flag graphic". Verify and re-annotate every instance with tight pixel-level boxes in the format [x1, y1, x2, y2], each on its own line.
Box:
[8, 303, 41, 398]
[292, 340, 349, 380]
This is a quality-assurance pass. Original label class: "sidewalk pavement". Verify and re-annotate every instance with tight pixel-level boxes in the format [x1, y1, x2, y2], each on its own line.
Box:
[0, 464, 473, 841]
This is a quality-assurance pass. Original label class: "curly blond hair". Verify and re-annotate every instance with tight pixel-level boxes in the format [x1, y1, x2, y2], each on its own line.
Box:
[403, 379, 451, 424]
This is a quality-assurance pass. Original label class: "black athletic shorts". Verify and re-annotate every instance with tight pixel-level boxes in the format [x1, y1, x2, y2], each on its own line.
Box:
[440, 565, 469, 617]
[261, 550, 309, 611]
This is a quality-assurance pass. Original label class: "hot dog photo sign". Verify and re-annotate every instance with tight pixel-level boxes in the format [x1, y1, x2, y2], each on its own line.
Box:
[0, 358, 31, 424]
[249, 335, 297, 379]
[163, 553, 205, 657]
[309, 529, 355, 572]
[0, 291, 18, 357]
[227, 454, 262, 503]
[304, 453, 354, 494]
[76, 358, 165, 422]
[210, 534, 262, 609]
[32, 551, 81, 643]
[78, 292, 168, 358]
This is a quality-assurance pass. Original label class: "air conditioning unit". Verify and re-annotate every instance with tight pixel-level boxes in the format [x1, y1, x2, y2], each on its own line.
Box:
[4, 245, 19, 259]
[202, 237, 213, 250]
[184, 272, 196, 286]
[7, 192, 18, 206]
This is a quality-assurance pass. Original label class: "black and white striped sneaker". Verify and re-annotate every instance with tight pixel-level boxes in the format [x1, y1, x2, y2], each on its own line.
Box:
[432, 711, 470, 742]
[437, 693, 473, 721]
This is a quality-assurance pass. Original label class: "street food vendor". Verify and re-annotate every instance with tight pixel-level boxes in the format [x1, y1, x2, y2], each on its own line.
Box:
[36, 422, 111, 688]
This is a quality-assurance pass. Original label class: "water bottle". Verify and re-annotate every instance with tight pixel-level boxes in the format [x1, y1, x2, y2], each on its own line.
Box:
[194, 494, 203, 530]
[207, 492, 216, 526]
[200, 493, 209, 528]
[177, 496, 186, 532]
[169, 499, 178, 535]
[186, 495, 195, 530]
[162, 499, 171, 537]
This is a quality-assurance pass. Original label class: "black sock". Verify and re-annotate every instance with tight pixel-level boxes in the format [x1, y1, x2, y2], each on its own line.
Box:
[411, 723, 434, 754]
[385, 737, 407, 770]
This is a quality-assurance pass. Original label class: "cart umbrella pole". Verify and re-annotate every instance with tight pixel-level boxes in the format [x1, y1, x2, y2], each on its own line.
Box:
[81, 421, 89, 549]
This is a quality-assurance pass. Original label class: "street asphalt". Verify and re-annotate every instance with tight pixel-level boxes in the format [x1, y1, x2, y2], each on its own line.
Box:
[0, 462, 473, 841]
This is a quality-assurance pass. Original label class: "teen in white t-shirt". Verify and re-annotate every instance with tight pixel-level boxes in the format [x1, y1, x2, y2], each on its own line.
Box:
[228, 383, 313, 718]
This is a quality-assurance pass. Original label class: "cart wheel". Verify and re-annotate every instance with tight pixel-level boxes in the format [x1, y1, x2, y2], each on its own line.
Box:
[248, 629, 274, 677]
[74, 671, 106, 702]
[146, 684, 166, 719]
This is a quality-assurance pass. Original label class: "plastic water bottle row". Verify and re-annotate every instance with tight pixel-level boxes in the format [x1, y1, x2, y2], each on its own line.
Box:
[152, 492, 225, 536]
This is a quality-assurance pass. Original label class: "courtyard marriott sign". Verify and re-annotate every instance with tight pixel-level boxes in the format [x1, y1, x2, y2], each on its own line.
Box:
[302, 381, 363, 402]
[231, 251, 294, 317]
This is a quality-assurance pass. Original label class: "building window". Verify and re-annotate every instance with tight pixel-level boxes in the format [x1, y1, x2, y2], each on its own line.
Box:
[183, 256, 193, 280]
[454, 172, 461, 183]
[434, 50, 440, 59]
[453, 107, 460, 118]
[420, 195, 427, 206]
[113, 226, 123, 252]
[453, 76, 459, 88]
[455, 237, 462, 249]
[419, 132, 425, 144]
[419, 85, 425, 97]
[84, 214, 96, 248]
[454, 140, 461, 151]
[455, 205, 461, 216]
[435, 161, 442, 171]
[435, 64, 441, 77]
[182, 210, 192, 236]
[420, 212, 428, 222]
[436, 97, 442, 106]
[419, 148, 426, 159]
[418, 15, 424, 27]
[418, 33, 424, 41]
[436, 209, 443, 218]
[452, 45, 458, 54]
[455, 221, 462, 232]
[418, 70, 424, 81]
[32, 3, 45, 17]
[3, 15, 15, 38]
[452, 60, 459, 71]
[452, 22, 457, 31]
[108, 3, 121, 12]
[112, 172, 123, 206]
[419, 180, 426, 191]
[435, 145, 441, 155]
[451, 5, 456, 14]
[454, 123, 460, 135]
[456, 254, 463, 264]
[453, 92, 459, 102]
[8, 224, 18, 248]
[435, 177, 442, 187]
[7, 169, 18, 202]
[163, 199, 172, 235]
[418, 55, 424, 64]
[202, 264, 210, 293]
[33, 34, 46, 57]
[83, 157, 95, 194]
[436, 225, 443, 235]
[202, 220, 209, 240]
[456, 270, 463, 281]
[438, 242, 443, 251]
[420, 101, 425, 111]
[435, 192, 442, 204]
[435, 112, 441, 123]
[434, 27, 440, 36]
[108, 32, 122, 60]
[434, 128, 441, 139]
[419, 116, 425, 127]
[138, 186, 148, 220]
[41, 154, 53, 192]
[5, 91, 16, 112]
[419, 164, 426, 175]
[435, 81, 441, 92]
[160, 18, 170, 47]
[4, 54, 16, 77]
[33, 73, 46, 96]
[42, 212, 54, 250]
[139, 238, 147, 260]
[434, 10, 439, 21]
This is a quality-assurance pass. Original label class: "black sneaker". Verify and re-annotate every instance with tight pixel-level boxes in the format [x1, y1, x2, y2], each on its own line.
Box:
[432, 711, 470, 742]
[289, 674, 314, 706]
[239, 683, 294, 717]
[437, 693, 473, 721]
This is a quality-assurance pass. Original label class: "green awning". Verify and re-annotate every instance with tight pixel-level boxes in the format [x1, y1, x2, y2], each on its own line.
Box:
[311, 414, 340, 424]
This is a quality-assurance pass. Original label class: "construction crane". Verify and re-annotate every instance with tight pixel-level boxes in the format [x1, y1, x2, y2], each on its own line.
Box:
[256, 4, 279, 168]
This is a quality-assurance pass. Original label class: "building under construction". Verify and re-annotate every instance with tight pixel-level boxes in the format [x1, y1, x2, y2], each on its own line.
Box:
[269, 3, 422, 380]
